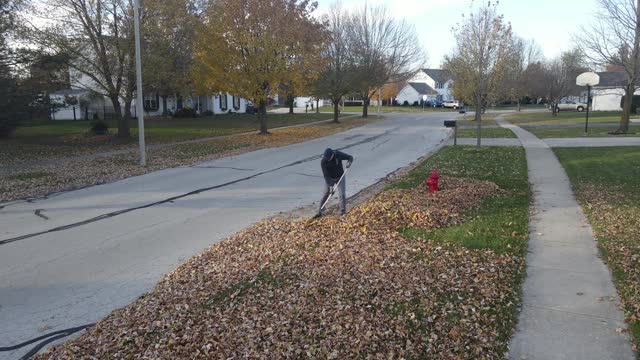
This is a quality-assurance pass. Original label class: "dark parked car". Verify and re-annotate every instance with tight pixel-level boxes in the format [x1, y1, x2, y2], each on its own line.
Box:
[246, 103, 257, 114]
[431, 100, 443, 108]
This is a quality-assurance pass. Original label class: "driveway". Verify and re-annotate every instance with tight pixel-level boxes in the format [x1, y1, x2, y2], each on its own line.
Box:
[0, 112, 454, 359]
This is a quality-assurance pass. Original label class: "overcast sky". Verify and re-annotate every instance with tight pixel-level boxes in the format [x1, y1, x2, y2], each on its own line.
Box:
[316, 0, 598, 67]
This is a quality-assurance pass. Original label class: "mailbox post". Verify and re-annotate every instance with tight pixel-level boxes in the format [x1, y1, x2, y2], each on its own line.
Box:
[444, 120, 457, 145]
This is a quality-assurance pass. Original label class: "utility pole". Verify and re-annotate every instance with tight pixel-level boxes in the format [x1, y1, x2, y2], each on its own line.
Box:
[377, 88, 381, 116]
[133, 0, 146, 166]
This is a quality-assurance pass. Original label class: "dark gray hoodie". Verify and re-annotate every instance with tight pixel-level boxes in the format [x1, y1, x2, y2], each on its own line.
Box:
[320, 148, 353, 183]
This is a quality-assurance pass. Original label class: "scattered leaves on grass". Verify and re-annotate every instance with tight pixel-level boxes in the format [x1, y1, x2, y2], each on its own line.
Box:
[38, 177, 524, 359]
[0, 120, 371, 202]
[576, 184, 640, 348]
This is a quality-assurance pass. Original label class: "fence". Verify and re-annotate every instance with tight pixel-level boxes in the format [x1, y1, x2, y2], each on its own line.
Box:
[50, 106, 138, 121]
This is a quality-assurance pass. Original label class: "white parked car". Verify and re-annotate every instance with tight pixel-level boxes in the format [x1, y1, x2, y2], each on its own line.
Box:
[555, 101, 587, 112]
[443, 100, 460, 109]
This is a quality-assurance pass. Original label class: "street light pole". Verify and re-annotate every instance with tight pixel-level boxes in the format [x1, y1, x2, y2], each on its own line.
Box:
[133, 0, 146, 166]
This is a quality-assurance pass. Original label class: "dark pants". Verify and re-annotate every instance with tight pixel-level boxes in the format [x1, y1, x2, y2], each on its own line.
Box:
[318, 176, 347, 215]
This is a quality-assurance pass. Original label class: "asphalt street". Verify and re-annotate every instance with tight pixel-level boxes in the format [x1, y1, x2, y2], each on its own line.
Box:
[0, 112, 454, 359]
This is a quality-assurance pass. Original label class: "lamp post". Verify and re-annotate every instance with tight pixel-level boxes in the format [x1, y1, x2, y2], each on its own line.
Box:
[133, 0, 146, 165]
[576, 72, 600, 137]
[422, 95, 427, 112]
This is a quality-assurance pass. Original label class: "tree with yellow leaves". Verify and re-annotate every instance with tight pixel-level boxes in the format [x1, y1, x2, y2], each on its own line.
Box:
[194, 0, 325, 134]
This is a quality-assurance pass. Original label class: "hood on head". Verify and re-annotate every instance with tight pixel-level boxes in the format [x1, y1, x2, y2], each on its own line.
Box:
[323, 148, 334, 160]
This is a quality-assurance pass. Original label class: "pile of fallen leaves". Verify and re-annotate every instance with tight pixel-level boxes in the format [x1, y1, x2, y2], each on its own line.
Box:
[0, 120, 371, 202]
[38, 177, 524, 359]
[578, 184, 640, 350]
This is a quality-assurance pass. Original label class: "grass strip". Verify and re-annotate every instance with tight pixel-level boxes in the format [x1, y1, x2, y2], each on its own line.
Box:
[555, 146, 640, 352]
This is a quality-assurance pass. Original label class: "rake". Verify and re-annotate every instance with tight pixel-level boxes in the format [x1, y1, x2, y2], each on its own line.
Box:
[318, 167, 350, 213]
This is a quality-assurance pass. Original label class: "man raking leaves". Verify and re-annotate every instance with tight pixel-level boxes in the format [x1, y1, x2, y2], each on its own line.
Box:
[314, 148, 354, 218]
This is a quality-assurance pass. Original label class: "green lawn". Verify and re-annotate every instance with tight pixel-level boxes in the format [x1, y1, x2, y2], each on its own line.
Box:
[455, 114, 498, 127]
[556, 147, 640, 205]
[555, 147, 640, 350]
[319, 105, 458, 113]
[505, 110, 636, 126]
[491, 104, 546, 111]
[528, 125, 640, 138]
[394, 146, 529, 254]
[393, 145, 529, 348]
[13, 113, 340, 144]
[457, 127, 516, 138]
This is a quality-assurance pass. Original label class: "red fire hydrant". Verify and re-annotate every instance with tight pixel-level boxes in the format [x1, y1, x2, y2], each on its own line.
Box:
[425, 170, 439, 193]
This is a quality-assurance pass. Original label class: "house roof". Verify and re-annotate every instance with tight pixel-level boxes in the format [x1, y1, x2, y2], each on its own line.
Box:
[408, 82, 438, 95]
[422, 69, 452, 83]
[596, 71, 631, 87]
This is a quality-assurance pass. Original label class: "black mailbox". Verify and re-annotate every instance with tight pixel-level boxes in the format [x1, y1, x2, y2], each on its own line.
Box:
[444, 120, 457, 128]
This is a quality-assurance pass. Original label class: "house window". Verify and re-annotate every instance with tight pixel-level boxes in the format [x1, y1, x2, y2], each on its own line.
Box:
[233, 96, 241, 110]
[144, 95, 158, 111]
[219, 94, 228, 110]
[435, 82, 444, 89]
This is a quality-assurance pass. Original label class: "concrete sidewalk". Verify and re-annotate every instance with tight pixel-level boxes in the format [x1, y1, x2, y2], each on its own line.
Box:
[448, 134, 640, 148]
[498, 118, 634, 359]
[447, 137, 521, 146]
[543, 137, 640, 148]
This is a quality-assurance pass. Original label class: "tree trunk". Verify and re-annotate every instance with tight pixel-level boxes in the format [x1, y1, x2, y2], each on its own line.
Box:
[288, 94, 294, 114]
[517, 99, 521, 112]
[162, 95, 168, 116]
[362, 97, 369, 118]
[316, 99, 320, 114]
[619, 84, 633, 133]
[475, 96, 482, 150]
[110, 97, 129, 138]
[259, 99, 268, 134]
[123, 98, 133, 138]
[333, 99, 340, 123]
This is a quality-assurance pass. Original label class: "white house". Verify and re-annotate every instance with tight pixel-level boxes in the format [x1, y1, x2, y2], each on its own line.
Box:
[395, 69, 454, 105]
[50, 68, 250, 120]
[395, 82, 439, 105]
[273, 94, 325, 109]
[590, 71, 640, 112]
[137, 93, 249, 117]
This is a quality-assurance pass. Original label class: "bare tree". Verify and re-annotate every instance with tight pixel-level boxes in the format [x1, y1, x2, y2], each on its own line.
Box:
[348, 4, 425, 118]
[502, 37, 544, 111]
[577, 0, 640, 133]
[443, 1, 515, 149]
[542, 49, 588, 116]
[313, 4, 356, 123]
[22, 0, 136, 138]
[522, 60, 547, 103]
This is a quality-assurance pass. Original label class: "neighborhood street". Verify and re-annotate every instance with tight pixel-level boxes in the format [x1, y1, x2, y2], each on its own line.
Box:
[0, 112, 454, 359]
